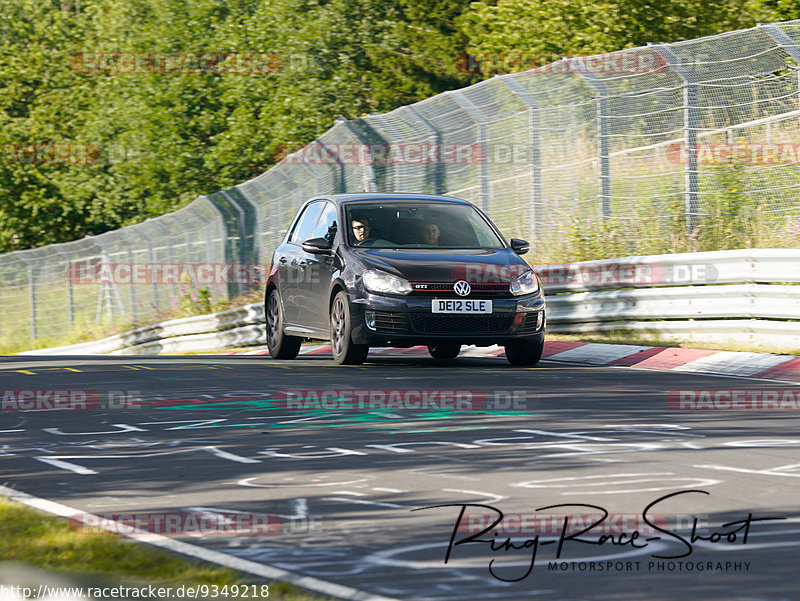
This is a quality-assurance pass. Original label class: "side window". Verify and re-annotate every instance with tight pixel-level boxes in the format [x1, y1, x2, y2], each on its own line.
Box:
[311, 202, 338, 244]
[289, 202, 324, 243]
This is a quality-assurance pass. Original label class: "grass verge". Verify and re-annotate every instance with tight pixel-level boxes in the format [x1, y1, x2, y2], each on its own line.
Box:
[0, 496, 328, 601]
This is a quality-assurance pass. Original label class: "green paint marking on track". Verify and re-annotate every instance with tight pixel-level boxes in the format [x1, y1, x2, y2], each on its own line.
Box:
[157, 399, 276, 410]
[151, 400, 541, 430]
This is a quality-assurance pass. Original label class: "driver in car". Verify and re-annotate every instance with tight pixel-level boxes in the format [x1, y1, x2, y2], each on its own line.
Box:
[422, 222, 441, 246]
[351, 216, 371, 243]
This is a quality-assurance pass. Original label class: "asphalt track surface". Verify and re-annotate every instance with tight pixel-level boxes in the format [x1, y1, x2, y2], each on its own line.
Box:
[2, 352, 800, 601]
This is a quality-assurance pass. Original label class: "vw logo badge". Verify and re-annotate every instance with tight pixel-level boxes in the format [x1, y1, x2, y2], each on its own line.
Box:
[453, 280, 471, 297]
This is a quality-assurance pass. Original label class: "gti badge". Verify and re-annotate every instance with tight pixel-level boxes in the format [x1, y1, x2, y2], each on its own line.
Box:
[453, 280, 471, 296]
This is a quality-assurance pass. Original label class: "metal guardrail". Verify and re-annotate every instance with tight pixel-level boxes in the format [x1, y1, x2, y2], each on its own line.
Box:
[20, 304, 265, 355]
[540, 248, 800, 348]
[547, 284, 800, 322]
[19, 249, 800, 355]
[538, 248, 800, 293]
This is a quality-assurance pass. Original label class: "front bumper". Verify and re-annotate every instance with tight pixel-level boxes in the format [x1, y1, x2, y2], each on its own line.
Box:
[349, 290, 546, 346]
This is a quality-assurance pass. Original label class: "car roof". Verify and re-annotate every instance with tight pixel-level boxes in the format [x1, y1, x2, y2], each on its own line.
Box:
[312, 193, 472, 206]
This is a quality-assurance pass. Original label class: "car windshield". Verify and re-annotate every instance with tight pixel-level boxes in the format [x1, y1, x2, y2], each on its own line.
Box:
[345, 203, 505, 249]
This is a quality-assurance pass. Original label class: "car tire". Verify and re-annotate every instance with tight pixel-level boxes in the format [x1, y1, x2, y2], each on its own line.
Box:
[266, 289, 302, 360]
[330, 291, 369, 365]
[427, 343, 461, 360]
[504, 337, 544, 366]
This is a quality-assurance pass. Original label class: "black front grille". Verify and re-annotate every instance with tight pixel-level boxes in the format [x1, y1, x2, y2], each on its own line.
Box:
[372, 311, 408, 334]
[410, 282, 511, 298]
[410, 313, 514, 334]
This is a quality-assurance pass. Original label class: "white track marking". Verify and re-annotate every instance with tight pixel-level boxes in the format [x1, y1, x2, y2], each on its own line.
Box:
[0, 484, 399, 601]
[441, 489, 507, 504]
[43, 424, 146, 435]
[204, 446, 261, 463]
[511, 472, 721, 494]
[238, 476, 371, 488]
[34, 457, 97, 475]
[33, 446, 259, 474]
[323, 497, 408, 509]
[694, 462, 800, 478]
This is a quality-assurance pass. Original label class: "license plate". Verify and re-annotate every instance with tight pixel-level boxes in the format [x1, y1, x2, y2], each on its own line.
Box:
[431, 299, 492, 314]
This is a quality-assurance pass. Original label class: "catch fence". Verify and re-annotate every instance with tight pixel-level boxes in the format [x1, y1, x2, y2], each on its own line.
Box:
[4, 21, 800, 344]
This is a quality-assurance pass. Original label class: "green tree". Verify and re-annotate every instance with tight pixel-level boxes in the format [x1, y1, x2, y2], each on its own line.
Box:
[0, 0, 97, 250]
[459, 0, 754, 65]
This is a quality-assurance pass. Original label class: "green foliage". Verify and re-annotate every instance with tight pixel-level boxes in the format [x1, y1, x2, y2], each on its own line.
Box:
[751, 0, 800, 21]
[460, 0, 755, 59]
[0, 0, 794, 254]
[0, 0, 476, 252]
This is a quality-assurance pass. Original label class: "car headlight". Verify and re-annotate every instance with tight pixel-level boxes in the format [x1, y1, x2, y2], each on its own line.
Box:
[509, 270, 540, 296]
[363, 269, 413, 295]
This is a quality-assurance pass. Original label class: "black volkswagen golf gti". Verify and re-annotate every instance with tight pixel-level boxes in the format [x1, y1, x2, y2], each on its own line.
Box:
[265, 194, 546, 365]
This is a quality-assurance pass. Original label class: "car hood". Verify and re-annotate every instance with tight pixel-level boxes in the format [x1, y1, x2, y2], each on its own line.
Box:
[350, 247, 530, 282]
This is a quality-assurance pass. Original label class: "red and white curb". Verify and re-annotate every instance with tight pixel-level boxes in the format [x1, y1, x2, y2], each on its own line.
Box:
[216, 342, 800, 383]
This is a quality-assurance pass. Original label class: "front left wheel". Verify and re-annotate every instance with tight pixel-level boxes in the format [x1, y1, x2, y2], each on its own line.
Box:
[330, 291, 369, 365]
[266, 289, 302, 359]
[504, 336, 544, 366]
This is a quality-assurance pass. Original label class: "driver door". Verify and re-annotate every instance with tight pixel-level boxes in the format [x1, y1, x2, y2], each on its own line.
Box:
[282, 201, 324, 327]
[297, 201, 339, 333]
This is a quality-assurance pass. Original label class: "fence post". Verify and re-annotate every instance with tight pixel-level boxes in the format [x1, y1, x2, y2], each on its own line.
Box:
[497, 74, 543, 241]
[448, 91, 490, 212]
[93, 248, 125, 323]
[186, 206, 215, 265]
[403, 105, 444, 195]
[650, 43, 700, 240]
[315, 141, 345, 193]
[335, 116, 378, 192]
[573, 68, 611, 219]
[54, 248, 75, 329]
[21, 258, 37, 341]
[109, 238, 137, 323]
[297, 157, 323, 195]
[148, 218, 178, 304]
[137, 223, 161, 310]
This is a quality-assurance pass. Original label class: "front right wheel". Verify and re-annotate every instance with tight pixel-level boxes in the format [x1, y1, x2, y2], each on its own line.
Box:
[330, 291, 369, 365]
[504, 337, 544, 366]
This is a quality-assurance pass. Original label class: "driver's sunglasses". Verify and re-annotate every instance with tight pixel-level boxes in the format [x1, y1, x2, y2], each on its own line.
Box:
[353, 225, 369, 231]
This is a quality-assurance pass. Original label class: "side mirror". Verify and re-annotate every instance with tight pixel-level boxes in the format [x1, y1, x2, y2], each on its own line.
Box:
[301, 237, 333, 255]
[510, 238, 530, 255]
